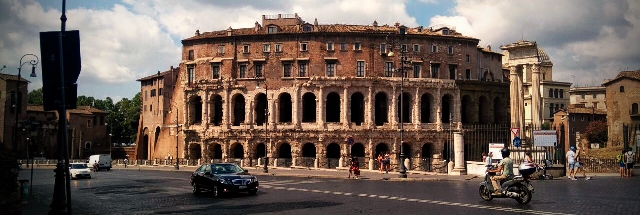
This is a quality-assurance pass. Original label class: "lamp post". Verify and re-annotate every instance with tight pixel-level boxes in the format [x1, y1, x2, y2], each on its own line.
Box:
[170, 104, 181, 170]
[257, 81, 269, 173]
[387, 33, 408, 178]
[13, 54, 39, 154]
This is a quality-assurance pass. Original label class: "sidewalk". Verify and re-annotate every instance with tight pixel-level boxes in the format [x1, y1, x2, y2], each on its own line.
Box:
[115, 164, 479, 181]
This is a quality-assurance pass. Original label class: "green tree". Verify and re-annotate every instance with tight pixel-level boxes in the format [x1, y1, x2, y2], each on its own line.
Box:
[27, 88, 43, 105]
[584, 120, 608, 145]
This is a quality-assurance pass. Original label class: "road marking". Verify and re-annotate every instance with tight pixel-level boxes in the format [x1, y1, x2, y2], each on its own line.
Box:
[260, 185, 573, 215]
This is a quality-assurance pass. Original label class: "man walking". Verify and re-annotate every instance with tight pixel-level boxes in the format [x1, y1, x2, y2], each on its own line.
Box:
[624, 147, 635, 178]
[566, 146, 577, 180]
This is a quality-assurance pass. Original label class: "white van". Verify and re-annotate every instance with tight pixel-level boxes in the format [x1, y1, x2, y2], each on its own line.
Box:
[89, 154, 112, 171]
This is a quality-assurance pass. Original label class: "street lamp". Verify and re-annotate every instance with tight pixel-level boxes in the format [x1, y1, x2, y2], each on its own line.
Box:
[170, 105, 181, 170]
[13, 54, 39, 154]
[387, 33, 409, 178]
[257, 81, 269, 173]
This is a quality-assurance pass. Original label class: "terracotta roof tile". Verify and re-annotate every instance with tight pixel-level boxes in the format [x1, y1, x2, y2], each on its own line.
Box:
[603, 70, 640, 86]
[0, 73, 29, 82]
[137, 69, 176, 81]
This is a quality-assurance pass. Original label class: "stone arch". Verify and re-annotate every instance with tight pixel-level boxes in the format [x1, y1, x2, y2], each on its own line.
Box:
[493, 96, 505, 124]
[326, 143, 340, 158]
[189, 143, 202, 159]
[188, 95, 203, 124]
[461, 94, 472, 124]
[397, 92, 411, 123]
[420, 93, 434, 123]
[232, 94, 246, 126]
[255, 93, 268, 126]
[351, 92, 365, 125]
[421, 143, 432, 158]
[302, 142, 316, 157]
[351, 143, 365, 157]
[479, 95, 491, 124]
[441, 94, 453, 123]
[326, 92, 341, 122]
[402, 142, 412, 157]
[208, 143, 222, 159]
[254, 143, 266, 159]
[374, 92, 388, 126]
[279, 93, 293, 123]
[375, 143, 390, 157]
[278, 142, 292, 158]
[230, 142, 244, 158]
[302, 92, 317, 122]
[209, 94, 223, 125]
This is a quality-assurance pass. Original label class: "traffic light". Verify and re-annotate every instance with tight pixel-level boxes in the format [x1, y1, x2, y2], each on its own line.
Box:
[39, 30, 81, 111]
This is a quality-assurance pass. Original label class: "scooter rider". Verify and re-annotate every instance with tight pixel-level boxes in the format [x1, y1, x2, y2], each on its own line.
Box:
[488, 147, 514, 195]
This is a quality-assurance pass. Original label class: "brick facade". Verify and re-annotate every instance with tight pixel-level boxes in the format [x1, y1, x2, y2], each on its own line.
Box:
[136, 14, 509, 170]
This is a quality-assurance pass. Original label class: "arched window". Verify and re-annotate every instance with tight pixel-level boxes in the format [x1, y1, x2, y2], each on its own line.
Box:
[85, 141, 92, 149]
[620, 86, 625, 92]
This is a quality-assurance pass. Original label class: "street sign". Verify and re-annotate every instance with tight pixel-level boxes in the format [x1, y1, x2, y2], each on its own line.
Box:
[511, 128, 520, 137]
[513, 136, 522, 147]
[346, 136, 354, 145]
[533, 130, 557, 147]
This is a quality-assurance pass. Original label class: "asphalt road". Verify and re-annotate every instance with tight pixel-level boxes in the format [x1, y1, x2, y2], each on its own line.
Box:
[19, 169, 640, 215]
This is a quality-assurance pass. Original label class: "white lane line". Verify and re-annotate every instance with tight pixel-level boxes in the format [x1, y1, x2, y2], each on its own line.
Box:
[261, 185, 573, 215]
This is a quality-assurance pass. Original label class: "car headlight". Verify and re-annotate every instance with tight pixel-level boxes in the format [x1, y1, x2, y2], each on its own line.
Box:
[219, 179, 232, 185]
[250, 177, 258, 183]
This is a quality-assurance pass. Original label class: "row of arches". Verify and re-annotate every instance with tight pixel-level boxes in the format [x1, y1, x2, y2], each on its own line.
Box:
[194, 142, 437, 160]
[188, 91, 456, 126]
[460, 95, 507, 124]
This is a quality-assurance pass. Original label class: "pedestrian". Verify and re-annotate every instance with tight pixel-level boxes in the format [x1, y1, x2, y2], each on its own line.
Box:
[482, 152, 487, 163]
[566, 146, 577, 180]
[485, 152, 493, 167]
[384, 151, 391, 173]
[574, 147, 590, 180]
[524, 151, 534, 164]
[624, 147, 635, 178]
[377, 153, 383, 172]
[124, 158, 129, 168]
[617, 149, 626, 177]
[349, 156, 360, 179]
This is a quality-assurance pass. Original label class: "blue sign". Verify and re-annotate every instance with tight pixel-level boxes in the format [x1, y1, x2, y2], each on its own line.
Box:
[347, 136, 354, 145]
[513, 136, 522, 147]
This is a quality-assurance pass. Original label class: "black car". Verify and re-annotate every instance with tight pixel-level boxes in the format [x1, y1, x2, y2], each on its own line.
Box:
[190, 163, 259, 197]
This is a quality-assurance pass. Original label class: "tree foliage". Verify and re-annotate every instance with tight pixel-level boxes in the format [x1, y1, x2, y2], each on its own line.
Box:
[584, 120, 608, 144]
[27, 88, 140, 145]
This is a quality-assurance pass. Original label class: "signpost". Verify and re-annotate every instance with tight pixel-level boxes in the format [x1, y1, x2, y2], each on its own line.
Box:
[513, 136, 522, 147]
[533, 130, 558, 147]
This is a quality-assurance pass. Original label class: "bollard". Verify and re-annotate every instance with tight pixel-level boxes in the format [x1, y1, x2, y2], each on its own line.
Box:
[18, 179, 29, 202]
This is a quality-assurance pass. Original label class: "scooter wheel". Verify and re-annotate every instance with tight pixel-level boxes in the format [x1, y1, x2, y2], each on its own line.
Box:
[479, 185, 493, 201]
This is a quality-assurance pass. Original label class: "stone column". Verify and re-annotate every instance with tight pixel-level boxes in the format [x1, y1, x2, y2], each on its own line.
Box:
[223, 88, 231, 129]
[391, 86, 398, 127]
[271, 98, 277, 130]
[343, 87, 349, 128]
[203, 91, 209, 126]
[318, 86, 325, 128]
[450, 131, 467, 175]
[248, 101, 255, 129]
[367, 86, 375, 128]
[530, 64, 541, 128]
[509, 66, 524, 138]
[413, 88, 420, 129]
[368, 138, 374, 170]
[294, 86, 301, 129]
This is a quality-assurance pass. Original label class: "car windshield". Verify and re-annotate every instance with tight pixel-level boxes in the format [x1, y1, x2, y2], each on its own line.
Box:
[71, 164, 88, 169]
[211, 164, 244, 174]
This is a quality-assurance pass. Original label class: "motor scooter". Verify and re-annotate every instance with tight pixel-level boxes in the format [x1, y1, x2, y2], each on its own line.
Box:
[479, 163, 535, 204]
[536, 159, 553, 180]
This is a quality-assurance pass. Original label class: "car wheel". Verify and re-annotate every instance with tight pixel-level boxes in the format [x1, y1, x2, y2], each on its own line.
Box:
[248, 189, 258, 195]
[192, 183, 201, 195]
[212, 185, 219, 197]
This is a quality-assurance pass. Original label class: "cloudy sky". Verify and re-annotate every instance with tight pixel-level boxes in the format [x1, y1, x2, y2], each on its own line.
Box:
[1, 0, 638, 101]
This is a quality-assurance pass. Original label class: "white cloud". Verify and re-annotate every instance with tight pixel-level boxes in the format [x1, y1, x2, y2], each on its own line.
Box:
[431, 0, 640, 86]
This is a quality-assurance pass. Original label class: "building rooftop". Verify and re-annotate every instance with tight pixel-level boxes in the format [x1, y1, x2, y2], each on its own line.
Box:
[137, 67, 176, 82]
[0, 73, 29, 82]
[602, 70, 640, 86]
[27, 105, 108, 114]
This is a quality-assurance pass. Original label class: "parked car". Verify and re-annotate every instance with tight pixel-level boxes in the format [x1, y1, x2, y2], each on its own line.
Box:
[89, 154, 112, 171]
[190, 163, 259, 197]
[69, 163, 91, 179]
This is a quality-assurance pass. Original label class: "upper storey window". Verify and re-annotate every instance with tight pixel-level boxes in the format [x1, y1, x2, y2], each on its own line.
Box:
[447, 46, 454, 55]
[326, 62, 335, 77]
[327, 42, 334, 51]
[413, 44, 420, 52]
[212, 64, 220, 79]
[283, 62, 292, 77]
[188, 50, 194, 60]
[255, 63, 263, 78]
[401, 44, 407, 52]
[268, 26, 277, 33]
[442, 28, 450, 35]
[239, 64, 247, 78]
[275, 44, 282, 52]
[620, 86, 625, 92]
[354, 42, 361, 51]
[263, 44, 271, 52]
[303, 25, 312, 32]
[243, 45, 250, 53]
[465, 54, 470, 63]
[380, 43, 387, 54]
[340, 43, 347, 51]
[300, 42, 308, 51]
[356, 61, 365, 77]
[217, 46, 225, 54]
[298, 62, 307, 77]
[431, 44, 438, 53]
[187, 65, 195, 86]
[385, 62, 393, 77]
